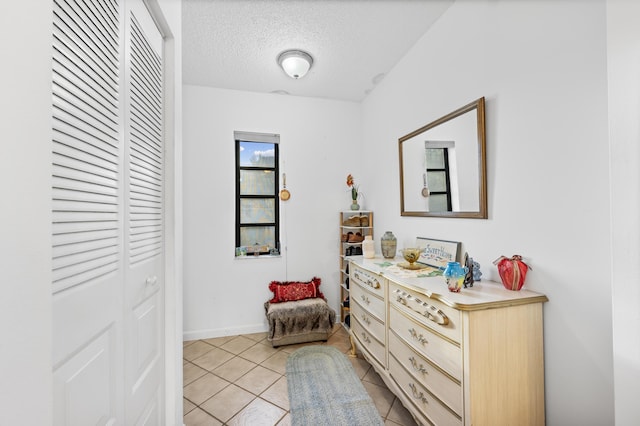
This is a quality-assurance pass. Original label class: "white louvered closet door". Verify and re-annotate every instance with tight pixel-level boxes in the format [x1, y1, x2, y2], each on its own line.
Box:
[51, 0, 165, 424]
[123, 1, 164, 424]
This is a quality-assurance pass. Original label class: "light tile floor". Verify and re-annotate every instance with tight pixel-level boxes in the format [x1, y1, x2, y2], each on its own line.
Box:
[183, 324, 419, 425]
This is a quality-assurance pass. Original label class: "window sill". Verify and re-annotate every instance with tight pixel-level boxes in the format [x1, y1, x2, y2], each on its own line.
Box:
[234, 254, 282, 260]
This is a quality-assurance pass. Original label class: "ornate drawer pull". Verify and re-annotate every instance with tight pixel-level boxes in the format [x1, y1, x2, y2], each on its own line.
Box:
[408, 328, 428, 346]
[394, 289, 450, 326]
[361, 294, 370, 305]
[366, 278, 381, 289]
[361, 314, 371, 325]
[409, 356, 428, 375]
[354, 271, 381, 290]
[409, 383, 428, 405]
[361, 332, 371, 344]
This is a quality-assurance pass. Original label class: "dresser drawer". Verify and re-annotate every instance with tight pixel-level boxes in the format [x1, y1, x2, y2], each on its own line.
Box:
[389, 354, 462, 426]
[351, 264, 385, 299]
[389, 331, 462, 416]
[351, 300, 385, 343]
[351, 314, 385, 368]
[389, 283, 461, 343]
[350, 282, 385, 322]
[389, 306, 462, 380]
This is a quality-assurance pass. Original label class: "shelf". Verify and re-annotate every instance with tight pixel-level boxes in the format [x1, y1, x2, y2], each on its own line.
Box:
[341, 254, 364, 260]
[339, 210, 373, 325]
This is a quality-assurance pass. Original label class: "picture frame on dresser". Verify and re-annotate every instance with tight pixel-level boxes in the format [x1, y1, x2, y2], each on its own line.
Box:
[415, 237, 461, 268]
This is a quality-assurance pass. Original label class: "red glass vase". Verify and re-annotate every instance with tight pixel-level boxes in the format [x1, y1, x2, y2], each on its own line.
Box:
[493, 255, 530, 291]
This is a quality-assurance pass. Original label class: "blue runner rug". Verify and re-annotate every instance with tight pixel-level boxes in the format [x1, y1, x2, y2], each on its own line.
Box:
[286, 345, 384, 426]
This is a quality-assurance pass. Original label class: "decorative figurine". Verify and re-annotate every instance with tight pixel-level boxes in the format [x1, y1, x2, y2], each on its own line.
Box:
[463, 252, 474, 288]
[472, 258, 482, 282]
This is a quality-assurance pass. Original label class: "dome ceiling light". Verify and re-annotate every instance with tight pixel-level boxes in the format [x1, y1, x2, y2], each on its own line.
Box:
[277, 50, 313, 79]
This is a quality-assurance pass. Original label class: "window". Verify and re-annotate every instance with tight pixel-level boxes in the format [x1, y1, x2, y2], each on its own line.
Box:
[425, 146, 453, 212]
[235, 132, 280, 255]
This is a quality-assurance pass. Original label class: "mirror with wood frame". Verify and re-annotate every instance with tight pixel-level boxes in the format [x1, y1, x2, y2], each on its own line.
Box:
[399, 97, 487, 218]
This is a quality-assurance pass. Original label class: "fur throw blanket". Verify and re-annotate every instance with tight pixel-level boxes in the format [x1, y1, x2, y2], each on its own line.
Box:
[264, 298, 336, 342]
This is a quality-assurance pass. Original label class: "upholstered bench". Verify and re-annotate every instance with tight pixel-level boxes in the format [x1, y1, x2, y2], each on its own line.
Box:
[264, 277, 336, 347]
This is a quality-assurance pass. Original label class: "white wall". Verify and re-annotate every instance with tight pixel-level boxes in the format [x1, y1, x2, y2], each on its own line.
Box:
[362, 1, 614, 425]
[182, 86, 362, 339]
[151, 0, 184, 423]
[0, 1, 183, 424]
[607, 1, 640, 425]
[0, 1, 53, 423]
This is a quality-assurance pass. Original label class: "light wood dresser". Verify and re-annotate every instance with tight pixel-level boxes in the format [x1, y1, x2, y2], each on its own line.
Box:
[348, 257, 548, 426]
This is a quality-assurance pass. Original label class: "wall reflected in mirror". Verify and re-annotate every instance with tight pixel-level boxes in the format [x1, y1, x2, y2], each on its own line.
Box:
[399, 97, 487, 218]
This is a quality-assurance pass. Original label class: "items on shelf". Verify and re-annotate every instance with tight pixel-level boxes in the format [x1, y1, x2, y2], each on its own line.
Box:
[345, 246, 363, 256]
[341, 231, 364, 243]
[339, 211, 373, 327]
[342, 214, 370, 227]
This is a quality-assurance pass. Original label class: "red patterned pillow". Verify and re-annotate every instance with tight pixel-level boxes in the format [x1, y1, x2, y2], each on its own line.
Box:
[268, 277, 325, 303]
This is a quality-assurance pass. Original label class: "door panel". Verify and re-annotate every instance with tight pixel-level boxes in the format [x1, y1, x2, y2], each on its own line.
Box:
[52, 0, 124, 423]
[53, 327, 117, 426]
[124, 1, 164, 424]
[52, 0, 165, 424]
[52, 278, 119, 367]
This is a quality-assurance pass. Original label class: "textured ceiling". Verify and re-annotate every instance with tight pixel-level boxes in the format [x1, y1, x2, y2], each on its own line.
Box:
[182, 0, 453, 102]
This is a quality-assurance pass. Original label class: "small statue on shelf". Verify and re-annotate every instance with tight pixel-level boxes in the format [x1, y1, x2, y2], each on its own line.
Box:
[472, 258, 482, 282]
[463, 252, 475, 288]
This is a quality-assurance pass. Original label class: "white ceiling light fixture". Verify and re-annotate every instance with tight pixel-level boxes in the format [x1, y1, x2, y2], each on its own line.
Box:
[277, 50, 314, 79]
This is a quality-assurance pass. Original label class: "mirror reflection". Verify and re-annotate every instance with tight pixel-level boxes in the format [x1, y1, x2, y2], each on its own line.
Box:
[399, 97, 487, 218]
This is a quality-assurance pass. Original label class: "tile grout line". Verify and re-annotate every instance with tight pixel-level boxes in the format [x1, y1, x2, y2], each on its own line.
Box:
[183, 326, 414, 425]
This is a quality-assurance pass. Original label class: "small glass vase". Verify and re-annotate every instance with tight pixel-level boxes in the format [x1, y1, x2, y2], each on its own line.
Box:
[380, 231, 397, 259]
[350, 200, 360, 210]
[443, 261, 468, 292]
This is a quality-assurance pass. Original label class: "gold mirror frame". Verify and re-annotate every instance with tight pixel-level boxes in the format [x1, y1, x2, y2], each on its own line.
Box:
[399, 97, 487, 218]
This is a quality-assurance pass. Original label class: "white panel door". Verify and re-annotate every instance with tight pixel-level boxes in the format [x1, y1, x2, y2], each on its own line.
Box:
[123, 1, 164, 424]
[51, 0, 165, 424]
[52, 0, 124, 424]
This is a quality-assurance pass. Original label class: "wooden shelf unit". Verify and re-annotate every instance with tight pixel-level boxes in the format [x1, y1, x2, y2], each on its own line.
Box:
[338, 210, 373, 328]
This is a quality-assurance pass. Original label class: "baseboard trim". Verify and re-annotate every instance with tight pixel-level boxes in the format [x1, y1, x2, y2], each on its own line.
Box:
[183, 323, 268, 342]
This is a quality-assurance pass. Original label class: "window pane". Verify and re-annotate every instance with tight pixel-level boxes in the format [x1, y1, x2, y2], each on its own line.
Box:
[240, 170, 275, 195]
[427, 171, 447, 192]
[239, 141, 275, 167]
[240, 226, 275, 249]
[429, 194, 449, 212]
[240, 198, 275, 223]
[426, 148, 445, 168]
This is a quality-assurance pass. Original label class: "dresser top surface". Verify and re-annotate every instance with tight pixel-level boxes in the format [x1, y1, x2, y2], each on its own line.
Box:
[350, 256, 548, 310]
